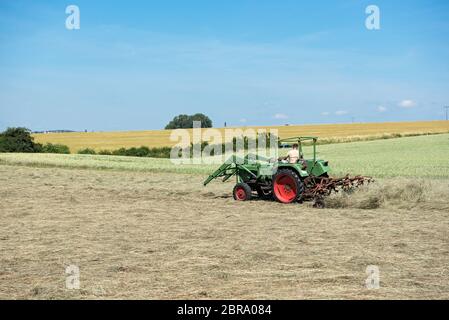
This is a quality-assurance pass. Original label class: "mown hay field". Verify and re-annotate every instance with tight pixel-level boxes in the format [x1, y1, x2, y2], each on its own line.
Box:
[32, 120, 449, 152]
[1, 165, 448, 299]
[1, 133, 449, 299]
[4, 133, 449, 178]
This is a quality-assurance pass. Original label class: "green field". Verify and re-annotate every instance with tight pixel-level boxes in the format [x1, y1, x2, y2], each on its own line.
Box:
[306, 133, 449, 178]
[1, 133, 449, 178]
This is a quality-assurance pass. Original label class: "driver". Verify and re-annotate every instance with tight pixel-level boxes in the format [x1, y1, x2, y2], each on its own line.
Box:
[279, 143, 301, 164]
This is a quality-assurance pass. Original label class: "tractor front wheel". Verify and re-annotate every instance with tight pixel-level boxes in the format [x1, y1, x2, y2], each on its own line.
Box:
[233, 183, 252, 201]
[272, 169, 304, 203]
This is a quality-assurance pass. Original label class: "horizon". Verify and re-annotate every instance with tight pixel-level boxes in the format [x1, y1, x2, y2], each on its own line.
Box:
[1, 1, 449, 131]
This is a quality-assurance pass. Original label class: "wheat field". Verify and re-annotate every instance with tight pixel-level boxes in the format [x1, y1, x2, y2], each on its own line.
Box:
[32, 120, 449, 152]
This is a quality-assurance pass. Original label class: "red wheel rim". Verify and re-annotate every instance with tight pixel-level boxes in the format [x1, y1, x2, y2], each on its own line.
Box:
[273, 174, 297, 203]
[234, 187, 247, 200]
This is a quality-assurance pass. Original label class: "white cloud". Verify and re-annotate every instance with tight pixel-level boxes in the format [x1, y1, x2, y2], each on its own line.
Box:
[321, 111, 330, 116]
[274, 113, 288, 119]
[377, 106, 387, 112]
[398, 100, 416, 108]
[239, 118, 247, 123]
[335, 110, 348, 115]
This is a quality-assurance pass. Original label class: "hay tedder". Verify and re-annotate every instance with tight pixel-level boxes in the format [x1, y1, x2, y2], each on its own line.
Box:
[203, 136, 372, 206]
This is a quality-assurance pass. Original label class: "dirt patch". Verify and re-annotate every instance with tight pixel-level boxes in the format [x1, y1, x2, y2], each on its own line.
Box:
[0, 165, 448, 299]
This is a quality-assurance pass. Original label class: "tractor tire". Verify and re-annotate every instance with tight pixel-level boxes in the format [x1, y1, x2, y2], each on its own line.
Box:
[272, 169, 304, 203]
[233, 183, 252, 201]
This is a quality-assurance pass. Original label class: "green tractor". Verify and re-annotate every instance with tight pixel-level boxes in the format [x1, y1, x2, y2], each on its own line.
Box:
[203, 136, 334, 204]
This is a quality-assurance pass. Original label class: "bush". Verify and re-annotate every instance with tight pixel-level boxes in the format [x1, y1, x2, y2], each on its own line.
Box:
[41, 143, 70, 154]
[128, 146, 151, 157]
[112, 148, 128, 156]
[148, 146, 171, 158]
[98, 149, 112, 155]
[108, 146, 171, 158]
[0, 127, 41, 153]
[78, 148, 97, 155]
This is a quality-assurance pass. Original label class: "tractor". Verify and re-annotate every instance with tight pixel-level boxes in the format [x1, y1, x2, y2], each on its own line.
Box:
[203, 136, 371, 205]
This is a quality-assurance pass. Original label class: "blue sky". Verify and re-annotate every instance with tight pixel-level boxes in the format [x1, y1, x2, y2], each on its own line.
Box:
[1, 0, 448, 131]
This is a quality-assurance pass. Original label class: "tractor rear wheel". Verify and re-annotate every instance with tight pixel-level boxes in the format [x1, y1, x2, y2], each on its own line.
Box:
[272, 169, 304, 203]
[233, 183, 252, 201]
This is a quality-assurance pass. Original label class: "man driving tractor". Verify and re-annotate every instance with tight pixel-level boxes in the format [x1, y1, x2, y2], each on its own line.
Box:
[278, 143, 302, 163]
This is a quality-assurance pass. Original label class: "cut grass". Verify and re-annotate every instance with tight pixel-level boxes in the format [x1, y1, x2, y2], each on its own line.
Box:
[324, 178, 449, 211]
[2, 133, 449, 178]
[1, 165, 449, 299]
[0, 153, 213, 175]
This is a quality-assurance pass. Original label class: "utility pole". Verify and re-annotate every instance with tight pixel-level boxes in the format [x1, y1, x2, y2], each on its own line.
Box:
[444, 106, 449, 121]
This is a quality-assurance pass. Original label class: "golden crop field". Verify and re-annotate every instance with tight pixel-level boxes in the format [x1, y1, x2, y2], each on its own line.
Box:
[32, 120, 449, 152]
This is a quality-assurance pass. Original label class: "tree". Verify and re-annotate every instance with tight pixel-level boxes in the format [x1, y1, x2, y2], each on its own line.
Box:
[0, 127, 42, 152]
[191, 113, 212, 128]
[165, 113, 212, 129]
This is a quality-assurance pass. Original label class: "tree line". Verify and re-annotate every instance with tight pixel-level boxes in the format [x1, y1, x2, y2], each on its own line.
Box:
[0, 127, 70, 154]
[1, 127, 278, 159]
